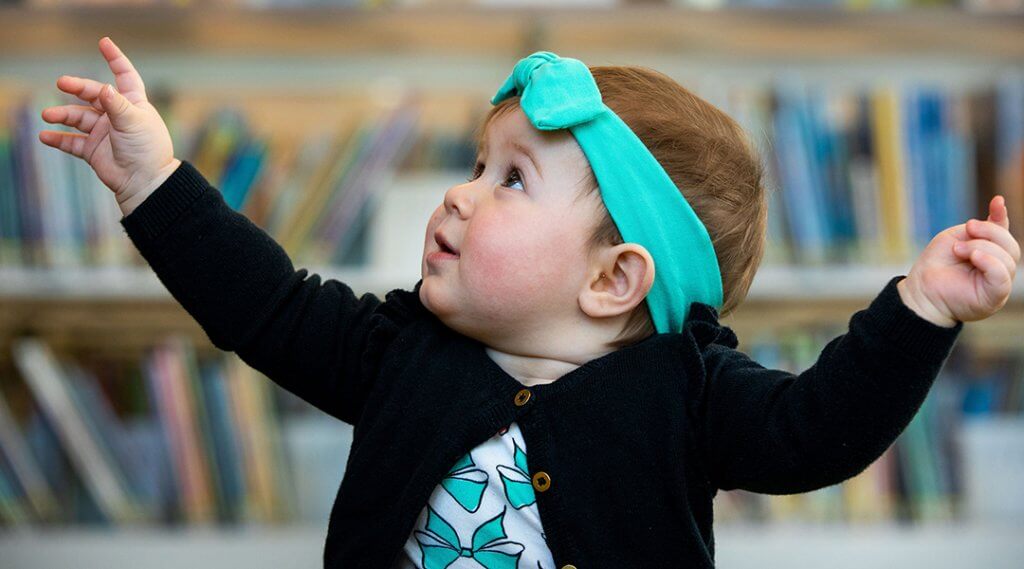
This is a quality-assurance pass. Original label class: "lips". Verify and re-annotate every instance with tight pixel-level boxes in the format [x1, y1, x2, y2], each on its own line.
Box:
[434, 230, 460, 256]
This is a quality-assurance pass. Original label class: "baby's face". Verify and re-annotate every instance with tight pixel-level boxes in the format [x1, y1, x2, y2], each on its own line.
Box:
[419, 107, 602, 342]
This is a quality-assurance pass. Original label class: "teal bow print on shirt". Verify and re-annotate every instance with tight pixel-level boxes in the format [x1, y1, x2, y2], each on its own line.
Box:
[496, 438, 536, 510]
[441, 452, 488, 513]
[415, 505, 525, 569]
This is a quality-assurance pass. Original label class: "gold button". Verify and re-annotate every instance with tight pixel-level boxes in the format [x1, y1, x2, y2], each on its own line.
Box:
[514, 388, 532, 406]
[532, 471, 551, 492]
[561, 566, 577, 569]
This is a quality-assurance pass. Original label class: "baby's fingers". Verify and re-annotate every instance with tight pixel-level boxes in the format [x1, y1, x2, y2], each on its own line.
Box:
[98, 37, 148, 104]
[954, 238, 1017, 278]
[970, 249, 1013, 298]
[41, 104, 103, 134]
[38, 131, 88, 160]
[966, 217, 1021, 264]
[987, 195, 1011, 232]
[56, 75, 107, 112]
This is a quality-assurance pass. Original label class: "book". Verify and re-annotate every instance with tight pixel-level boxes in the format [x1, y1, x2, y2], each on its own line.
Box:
[0, 383, 58, 522]
[12, 337, 143, 524]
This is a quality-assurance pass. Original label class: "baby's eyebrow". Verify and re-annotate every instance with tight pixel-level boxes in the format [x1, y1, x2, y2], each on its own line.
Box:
[478, 135, 543, 179]
[511, 140, 543, 179]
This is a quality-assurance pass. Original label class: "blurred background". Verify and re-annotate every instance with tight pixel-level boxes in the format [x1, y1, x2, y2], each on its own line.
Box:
[0, 0, 1022, 567]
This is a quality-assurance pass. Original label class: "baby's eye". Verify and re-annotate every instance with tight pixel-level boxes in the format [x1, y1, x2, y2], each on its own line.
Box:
[468, 161, 525, 192]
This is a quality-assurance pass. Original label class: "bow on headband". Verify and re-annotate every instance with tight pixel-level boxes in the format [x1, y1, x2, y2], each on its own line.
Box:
[490, 51, 724, 333]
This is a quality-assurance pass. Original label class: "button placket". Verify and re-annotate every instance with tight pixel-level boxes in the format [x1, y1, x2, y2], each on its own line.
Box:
[513, 404, 566, 567]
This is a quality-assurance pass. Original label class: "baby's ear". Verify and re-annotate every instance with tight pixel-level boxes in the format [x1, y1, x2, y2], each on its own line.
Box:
[578, 244, 655, 320]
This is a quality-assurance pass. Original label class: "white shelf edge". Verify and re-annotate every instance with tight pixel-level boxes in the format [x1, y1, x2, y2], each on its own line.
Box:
[1, 521, 1023, 569]
[1, 264, 1021, 301]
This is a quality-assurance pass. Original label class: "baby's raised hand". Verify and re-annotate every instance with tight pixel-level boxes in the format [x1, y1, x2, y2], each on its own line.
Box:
[898, 195, 1021, 327]
[38, 36, 180, 216]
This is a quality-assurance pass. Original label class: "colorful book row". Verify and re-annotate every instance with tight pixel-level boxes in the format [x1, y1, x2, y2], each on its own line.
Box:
[0, 78, 1021, 266]
[1, 327, 1022, 527]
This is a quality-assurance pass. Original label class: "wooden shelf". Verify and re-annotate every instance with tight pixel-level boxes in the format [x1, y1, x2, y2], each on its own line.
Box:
[0, 5, 1021, 61]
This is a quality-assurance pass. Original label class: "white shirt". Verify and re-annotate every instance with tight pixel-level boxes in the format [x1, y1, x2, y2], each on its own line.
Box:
[394, 421, 556, 569]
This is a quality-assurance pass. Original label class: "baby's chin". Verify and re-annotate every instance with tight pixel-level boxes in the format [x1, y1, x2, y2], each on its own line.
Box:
[417, 280, 490, 340]
[418, 277, 457, 321]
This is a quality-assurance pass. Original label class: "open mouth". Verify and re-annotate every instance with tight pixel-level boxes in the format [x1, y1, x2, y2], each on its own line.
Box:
[434, 231, 460, 256]
[428, 231, 460, 264]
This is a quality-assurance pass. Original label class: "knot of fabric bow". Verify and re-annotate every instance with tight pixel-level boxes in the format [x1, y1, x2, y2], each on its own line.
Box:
[490, 51, 607, 130]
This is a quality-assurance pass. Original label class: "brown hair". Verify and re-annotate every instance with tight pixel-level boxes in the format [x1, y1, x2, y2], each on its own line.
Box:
[475, 64, 769, 349]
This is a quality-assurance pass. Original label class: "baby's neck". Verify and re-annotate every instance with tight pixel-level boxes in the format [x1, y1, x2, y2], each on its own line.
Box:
[484, 345, 613, 387]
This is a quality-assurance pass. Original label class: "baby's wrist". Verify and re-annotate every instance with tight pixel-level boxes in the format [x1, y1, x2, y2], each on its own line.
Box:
[118, 158, 182, 218]
[896, 276, 957, 328]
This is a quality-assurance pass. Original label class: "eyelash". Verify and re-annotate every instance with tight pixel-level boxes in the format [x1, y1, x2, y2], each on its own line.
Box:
[467, 161, 525, 191]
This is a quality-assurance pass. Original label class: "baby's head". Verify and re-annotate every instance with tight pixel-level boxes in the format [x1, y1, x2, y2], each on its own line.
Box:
[420, 64, 767, 355]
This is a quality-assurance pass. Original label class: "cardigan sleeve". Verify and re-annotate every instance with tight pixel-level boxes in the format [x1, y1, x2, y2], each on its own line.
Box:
[120, 160, 422, 425]
[695, 274, 963, 495]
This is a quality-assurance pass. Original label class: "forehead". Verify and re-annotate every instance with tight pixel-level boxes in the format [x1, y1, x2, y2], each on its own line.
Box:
[477, 106, 551, 154]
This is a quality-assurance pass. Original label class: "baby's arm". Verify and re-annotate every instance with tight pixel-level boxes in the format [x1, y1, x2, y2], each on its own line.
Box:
[120, 161, 397, 425]
[39, 38, 403, 425]
[695, 275, 963, 495]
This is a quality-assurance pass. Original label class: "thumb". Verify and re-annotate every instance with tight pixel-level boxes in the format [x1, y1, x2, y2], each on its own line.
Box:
[99, 83, 135, 129]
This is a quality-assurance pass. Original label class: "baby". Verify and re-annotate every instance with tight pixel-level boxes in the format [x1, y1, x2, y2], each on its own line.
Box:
[41, 37, 1019, 569]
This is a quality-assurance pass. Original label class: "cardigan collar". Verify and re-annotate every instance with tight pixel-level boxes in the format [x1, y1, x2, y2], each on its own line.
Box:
[392, 279, 736, 347]
[683, 301, 739, 351]
[384, 280, 739, 398]
[378, 278, 432, 328]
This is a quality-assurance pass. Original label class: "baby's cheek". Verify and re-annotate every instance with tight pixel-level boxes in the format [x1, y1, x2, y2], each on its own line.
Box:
[470, 237, 564, 316]
[466, 239, 522, 291]
[464, 235, 540, 305]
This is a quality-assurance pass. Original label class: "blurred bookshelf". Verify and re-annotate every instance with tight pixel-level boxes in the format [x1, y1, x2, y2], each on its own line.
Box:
[1, 3, 1024, 568]
[1, 4, 1024, 61]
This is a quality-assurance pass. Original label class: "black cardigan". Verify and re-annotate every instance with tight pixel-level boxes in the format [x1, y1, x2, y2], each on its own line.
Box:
[120, 160, 964, 568]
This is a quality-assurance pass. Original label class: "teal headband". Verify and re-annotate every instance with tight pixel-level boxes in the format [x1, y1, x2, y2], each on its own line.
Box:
[490, 51, 724, 333]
